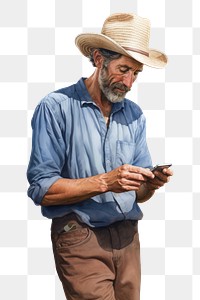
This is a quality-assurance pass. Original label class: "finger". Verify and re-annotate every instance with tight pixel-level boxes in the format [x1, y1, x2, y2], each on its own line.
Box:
[118, 177, 144, 188]
[115, 179, 143, 192]
[153, 170, 172, 183]
[162, 168, 173, 176]
[125, 172, 149, 182]
[148, 176, 166, 186]
[128, 166, 155, 179]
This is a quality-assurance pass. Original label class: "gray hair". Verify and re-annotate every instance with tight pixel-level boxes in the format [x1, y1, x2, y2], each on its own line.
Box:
[89, 48, 122, 67]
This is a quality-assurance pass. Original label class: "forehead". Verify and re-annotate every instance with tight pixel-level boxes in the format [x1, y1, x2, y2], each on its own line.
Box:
[111, 55, 143, 70]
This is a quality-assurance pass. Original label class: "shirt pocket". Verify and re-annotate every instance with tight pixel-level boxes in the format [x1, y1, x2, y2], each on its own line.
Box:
[115, 140, 135, 167]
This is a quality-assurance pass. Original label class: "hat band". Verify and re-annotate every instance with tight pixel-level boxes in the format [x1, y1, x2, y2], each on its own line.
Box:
[124, 47, 149, 57]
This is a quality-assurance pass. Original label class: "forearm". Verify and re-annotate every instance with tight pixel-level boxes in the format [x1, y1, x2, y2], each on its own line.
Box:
[136, 183, 155, 203]
[41, 174, 108, 206]
[41, 164, 155, 206]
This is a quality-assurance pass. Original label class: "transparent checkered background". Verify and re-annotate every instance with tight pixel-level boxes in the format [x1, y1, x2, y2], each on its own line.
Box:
[0, 0, 199, 299]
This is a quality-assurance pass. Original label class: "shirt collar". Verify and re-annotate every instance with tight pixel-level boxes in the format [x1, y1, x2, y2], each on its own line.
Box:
[75, 78, 125, 112]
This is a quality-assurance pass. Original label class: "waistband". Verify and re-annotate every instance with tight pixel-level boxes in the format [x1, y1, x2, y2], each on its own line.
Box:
[51, 213, 138, 234]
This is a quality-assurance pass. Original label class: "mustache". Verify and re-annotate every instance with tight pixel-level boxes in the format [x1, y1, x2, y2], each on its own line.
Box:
[111, 82, 130, 93]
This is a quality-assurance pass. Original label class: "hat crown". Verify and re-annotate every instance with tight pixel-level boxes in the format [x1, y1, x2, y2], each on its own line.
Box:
[101, 13, 150, 53]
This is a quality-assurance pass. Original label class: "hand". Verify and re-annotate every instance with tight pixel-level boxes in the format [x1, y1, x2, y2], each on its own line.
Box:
[104, 164, 155, 193]
[145, 167, 173, 190]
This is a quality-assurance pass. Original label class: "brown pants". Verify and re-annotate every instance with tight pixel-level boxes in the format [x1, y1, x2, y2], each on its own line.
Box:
[51, 214, 141, 300]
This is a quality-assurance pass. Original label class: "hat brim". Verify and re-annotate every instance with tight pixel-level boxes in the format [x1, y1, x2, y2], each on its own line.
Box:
[75, 33, 168, 69]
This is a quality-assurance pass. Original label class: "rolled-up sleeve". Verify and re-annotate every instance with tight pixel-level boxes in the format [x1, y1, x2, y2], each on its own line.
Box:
[27, 98, 65, 205]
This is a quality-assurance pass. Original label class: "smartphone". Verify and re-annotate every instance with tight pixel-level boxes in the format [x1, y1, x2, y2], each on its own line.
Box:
[151, 163, 172, 172]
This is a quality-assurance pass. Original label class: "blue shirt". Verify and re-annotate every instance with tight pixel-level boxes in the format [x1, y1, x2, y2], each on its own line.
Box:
[27, 78, 152, 227]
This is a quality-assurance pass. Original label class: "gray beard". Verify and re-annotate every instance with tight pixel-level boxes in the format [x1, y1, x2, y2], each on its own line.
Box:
[98, 66, 130, 103]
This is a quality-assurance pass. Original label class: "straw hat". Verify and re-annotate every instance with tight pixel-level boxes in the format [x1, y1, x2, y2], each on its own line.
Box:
[75, 13, 167, 69]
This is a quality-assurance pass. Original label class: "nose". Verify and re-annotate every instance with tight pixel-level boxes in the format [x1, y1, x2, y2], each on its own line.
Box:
[121, 71, 134, 89]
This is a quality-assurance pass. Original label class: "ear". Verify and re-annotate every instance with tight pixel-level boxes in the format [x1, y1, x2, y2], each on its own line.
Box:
[93, 49, 104, 68]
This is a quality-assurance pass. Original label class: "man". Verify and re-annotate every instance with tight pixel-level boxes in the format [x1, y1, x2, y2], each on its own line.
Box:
[27, 13, 173, 300]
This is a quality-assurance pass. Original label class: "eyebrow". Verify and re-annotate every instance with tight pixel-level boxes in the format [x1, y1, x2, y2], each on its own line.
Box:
[118, 64, 143, 72]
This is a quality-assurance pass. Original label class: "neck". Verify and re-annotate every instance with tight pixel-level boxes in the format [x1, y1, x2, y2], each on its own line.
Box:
[84, 71, 112, 118]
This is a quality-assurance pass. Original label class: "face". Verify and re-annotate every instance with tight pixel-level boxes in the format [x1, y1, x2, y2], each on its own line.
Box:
[98, 55, 143, 103]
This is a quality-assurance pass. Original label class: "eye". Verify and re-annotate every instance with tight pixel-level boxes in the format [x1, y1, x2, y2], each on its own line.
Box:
[119, 67, 129, 74]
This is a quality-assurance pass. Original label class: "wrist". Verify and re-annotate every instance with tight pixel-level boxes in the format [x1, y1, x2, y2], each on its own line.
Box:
[136, 183, 155, 203]
[97, 173, 109, 193]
